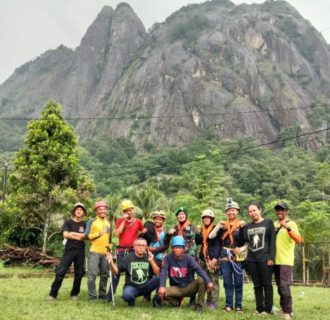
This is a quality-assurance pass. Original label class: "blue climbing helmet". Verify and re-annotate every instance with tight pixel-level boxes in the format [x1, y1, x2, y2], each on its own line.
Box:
[172, 236, 185, 247]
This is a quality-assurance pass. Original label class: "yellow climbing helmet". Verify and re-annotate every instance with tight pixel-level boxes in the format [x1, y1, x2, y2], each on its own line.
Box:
[121, 199, 134, 211]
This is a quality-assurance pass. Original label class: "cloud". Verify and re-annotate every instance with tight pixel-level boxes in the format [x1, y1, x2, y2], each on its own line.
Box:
[0, 0, 329, 84]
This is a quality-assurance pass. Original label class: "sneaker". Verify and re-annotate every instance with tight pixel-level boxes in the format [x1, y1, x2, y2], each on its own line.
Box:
[282, 313, 292, 319]
[47, 296, 56, 302]
[260, 311, 269, 316]
[71, 296, 78, 301]
[223, 306, 233, 312]
[195, 304, 203, 313]
[152, 296, 162, 309]
[235, 307, 243, 313]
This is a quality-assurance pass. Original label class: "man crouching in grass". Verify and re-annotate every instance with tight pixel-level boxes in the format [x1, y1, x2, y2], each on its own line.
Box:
[106, 237, 160, 306]
[154, 236, 214, 313]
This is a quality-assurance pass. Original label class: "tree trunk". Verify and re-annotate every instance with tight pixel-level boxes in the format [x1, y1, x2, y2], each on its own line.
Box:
[322, 254, 326, 284]
[42, 209, 52, 254]
[302, 244, 306, 284]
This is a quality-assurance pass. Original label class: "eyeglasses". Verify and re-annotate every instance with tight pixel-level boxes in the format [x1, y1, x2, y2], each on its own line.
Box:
[135, 244, 147, 247]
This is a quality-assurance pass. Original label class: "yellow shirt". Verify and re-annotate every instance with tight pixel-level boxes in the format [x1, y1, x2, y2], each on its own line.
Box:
[274, 220, 300, 266]
[85, 216, 110, 255]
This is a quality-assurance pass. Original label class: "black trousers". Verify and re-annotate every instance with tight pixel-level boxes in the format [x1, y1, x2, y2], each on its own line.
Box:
[49, 248, 85, 298]
[247, 261, 273, 313]
[274, 265, 293, 314]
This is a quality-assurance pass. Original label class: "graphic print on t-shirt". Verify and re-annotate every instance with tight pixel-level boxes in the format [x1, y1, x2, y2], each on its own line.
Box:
[170, 267, 187, 278]
[130, 261, 149, 284]
[247, 226, 266, 252]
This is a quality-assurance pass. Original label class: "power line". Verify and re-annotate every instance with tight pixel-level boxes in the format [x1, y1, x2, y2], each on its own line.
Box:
[102, 127, 330, 178]
[0, 105, 328, 122]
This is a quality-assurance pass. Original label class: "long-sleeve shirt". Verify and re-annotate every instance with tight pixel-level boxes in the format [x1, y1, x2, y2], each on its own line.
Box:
[244, 219, 276, 262]
[208, 222, 245, 258]
[160, 253, 211, 288]
[85, 216, 110, 254]
[195, 228, 221, 261]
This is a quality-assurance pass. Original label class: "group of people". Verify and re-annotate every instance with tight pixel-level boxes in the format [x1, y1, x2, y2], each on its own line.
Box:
[48, 198, 301, 319]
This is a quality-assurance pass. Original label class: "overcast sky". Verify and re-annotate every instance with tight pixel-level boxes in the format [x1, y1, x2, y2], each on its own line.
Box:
[1, 0, 329, 84]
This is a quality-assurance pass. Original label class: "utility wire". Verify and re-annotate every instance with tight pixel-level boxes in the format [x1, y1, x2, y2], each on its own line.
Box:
[102, 127, 330, 178]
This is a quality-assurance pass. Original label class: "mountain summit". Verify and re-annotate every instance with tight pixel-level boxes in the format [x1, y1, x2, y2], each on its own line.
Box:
[0, 0, 329, 150]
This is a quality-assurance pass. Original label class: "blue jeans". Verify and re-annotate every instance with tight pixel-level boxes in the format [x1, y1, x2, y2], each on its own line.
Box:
[221, 260, 243, 308]
[122, 276, 160, 306]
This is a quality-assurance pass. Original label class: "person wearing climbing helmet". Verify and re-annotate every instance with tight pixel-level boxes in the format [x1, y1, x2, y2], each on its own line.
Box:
[48, 203, 87, 301]
[155, 236, 214, 313]
[85, 201, 111, 301]
[209, 198, 246, 313]
[143, 210, 170, 268]
[195, 209, 221, 309]
[169, 207, 197, 257]
[106, 199, 146, 302]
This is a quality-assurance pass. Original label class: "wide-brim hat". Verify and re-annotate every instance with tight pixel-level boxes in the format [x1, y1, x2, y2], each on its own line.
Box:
[72, 202, 86, 214]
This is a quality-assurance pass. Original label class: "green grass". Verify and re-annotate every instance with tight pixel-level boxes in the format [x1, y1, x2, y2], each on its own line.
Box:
[0, 261, 49, 275]
[0, 269, 328, 320]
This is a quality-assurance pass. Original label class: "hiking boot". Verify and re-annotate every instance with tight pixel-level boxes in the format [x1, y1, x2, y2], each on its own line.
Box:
[195, 304, 203, 313]
[47, 296, 56, 302]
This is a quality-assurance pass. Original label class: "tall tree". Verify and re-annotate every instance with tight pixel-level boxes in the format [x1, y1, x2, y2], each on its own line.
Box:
[9, 101, 93, 253]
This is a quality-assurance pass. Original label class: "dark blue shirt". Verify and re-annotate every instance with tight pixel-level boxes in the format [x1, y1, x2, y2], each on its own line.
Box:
[160, 253, 211, 288]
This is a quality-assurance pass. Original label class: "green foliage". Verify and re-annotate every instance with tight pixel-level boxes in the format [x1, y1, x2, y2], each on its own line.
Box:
[126, 185, 168, 220]
[308, 101, 330, 129]
[168, 14, 211, 45]
[4, 101, 94, 252]
[277, 17, 315, 62]
[277, 126, 301, 147]
[0, 122, 25, 152]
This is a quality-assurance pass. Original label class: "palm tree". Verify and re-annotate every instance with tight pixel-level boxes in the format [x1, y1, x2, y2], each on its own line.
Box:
[126, 185, 169, 220]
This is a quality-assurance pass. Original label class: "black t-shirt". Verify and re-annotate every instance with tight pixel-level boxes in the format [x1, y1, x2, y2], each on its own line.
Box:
[117, 252, 152, 287]
[62, 219, 86, 249]
[244, 219, 276, 262]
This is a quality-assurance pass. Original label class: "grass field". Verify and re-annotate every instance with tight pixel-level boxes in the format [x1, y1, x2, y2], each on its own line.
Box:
[0, 264, 329, 320]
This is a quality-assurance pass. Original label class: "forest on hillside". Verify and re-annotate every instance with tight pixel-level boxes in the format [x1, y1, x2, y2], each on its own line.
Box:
[0, 104, 329, 283]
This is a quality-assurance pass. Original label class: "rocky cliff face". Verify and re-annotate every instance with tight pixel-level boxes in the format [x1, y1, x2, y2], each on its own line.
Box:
[0, 0, 329, 150]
